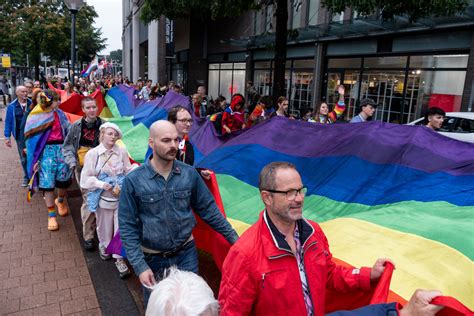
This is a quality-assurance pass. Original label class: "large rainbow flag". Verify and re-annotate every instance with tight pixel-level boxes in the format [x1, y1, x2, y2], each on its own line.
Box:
[103, 85, 473, 310]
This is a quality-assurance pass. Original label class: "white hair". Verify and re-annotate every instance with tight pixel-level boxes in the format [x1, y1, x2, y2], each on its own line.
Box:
[145, 267, 219, 316]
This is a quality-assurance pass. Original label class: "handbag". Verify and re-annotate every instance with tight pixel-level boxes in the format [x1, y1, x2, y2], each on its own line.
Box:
[77, 146, 90, 167]
[98, 195, 119, 209]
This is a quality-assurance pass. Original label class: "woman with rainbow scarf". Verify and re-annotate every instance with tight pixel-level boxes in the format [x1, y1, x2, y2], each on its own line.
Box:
[309, 85, 346, 124]
[24, 89, 72, 231]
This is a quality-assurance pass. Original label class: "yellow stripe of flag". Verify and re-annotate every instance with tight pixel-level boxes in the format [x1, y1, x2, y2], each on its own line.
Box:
[228, 217, 473, 309]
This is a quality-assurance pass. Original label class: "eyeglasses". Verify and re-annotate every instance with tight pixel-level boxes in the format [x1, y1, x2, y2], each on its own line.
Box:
[263, 186, 307, 201]
[176, 119, 194, 125]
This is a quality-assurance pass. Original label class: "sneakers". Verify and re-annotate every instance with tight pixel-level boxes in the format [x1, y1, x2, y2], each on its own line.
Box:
[21, 178, 28, 187]
[55, 198, 69, 216]
[99, 244, 111, 261]
[83, 239, 95, 251]
[47, 217, 59, 231]
[115, 259, 131, 279]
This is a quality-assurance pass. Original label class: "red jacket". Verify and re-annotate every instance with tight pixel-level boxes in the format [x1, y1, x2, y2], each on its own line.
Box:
[219, 211, 372, 316]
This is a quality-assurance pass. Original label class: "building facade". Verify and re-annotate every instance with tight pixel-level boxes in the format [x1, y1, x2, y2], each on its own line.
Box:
[122, 0, 474, 122]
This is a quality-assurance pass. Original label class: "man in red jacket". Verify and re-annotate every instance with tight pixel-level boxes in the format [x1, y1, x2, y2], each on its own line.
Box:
[219, 161, 392, 316]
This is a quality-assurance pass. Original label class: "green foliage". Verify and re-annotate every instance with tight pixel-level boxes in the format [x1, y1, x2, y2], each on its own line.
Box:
[109, 49, 122, 63]
[322, 0, 469, 21]
[140, 0, 260, 22]
[0, 0, 106, 71]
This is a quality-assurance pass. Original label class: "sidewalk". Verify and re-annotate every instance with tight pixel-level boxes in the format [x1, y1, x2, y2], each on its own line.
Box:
[0, 100, 221, 315]
[0, 117, 101, 315]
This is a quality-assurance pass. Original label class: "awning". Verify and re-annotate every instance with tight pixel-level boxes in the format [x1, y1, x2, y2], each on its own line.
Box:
[226, 6, 474, 48]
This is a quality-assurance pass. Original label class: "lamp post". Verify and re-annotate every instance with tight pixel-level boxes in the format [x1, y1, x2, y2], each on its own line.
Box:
[64, 0, 85, 86]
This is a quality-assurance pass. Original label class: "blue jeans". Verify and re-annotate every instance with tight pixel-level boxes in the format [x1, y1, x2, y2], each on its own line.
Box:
[142, 240, 198, 308]
[15, 138, 28, 180]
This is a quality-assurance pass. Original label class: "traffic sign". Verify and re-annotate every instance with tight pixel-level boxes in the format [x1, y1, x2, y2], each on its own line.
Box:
[1, 54, 11, 68]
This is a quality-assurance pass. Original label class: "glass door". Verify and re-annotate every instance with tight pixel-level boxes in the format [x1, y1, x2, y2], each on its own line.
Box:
[360, 71, 406, 123]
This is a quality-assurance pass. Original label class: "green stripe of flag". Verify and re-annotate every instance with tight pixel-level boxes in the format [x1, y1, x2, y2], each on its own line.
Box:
[216, 174, 474, 260]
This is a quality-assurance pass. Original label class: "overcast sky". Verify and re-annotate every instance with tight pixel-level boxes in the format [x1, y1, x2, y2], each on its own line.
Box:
[87, 0, 122, 55]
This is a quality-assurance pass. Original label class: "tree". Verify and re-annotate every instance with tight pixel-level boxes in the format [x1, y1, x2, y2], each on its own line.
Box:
[0, 0, 106, 80]
[13, 1, 69, 80]
[109, 49, 122, 64]
[322, 0, 469, 22]
[74, 5, 107, 67]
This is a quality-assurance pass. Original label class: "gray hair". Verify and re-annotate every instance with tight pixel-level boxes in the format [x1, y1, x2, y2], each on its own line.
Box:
[259, 162, 297, 191]
[146, 267, 219, 316]
[15, 85, 27, 95]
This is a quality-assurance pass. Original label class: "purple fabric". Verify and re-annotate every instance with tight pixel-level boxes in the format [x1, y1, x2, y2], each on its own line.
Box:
[191, 117, 474, 176]
[106, 231, 124, 256]
[30, 129, 51, 177]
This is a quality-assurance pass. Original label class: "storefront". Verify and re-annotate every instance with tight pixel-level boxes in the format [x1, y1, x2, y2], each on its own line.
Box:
[253, 59, 314, 118]
[208, 62, 246, 101]
[322, 29, 472, 123]
[325, 54, 469, 123]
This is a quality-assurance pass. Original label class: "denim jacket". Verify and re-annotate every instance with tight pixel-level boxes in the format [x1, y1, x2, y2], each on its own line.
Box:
[4, 98, 32, 140]
[118, 159, 239, 275]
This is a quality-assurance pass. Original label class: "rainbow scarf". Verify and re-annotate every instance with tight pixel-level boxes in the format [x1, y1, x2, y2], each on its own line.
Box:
[24, 104, 69, 197]
[24, 104, 55, 177]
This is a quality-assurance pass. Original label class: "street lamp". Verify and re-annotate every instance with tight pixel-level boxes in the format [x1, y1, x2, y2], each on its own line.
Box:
[64, 0, 85, 86]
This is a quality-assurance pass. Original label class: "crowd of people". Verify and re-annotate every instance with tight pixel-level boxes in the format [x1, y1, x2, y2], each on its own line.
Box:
[1, 74, 449, 315]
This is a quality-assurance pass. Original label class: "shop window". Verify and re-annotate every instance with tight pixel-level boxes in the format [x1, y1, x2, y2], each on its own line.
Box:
[289, 70, 313, 117]
[208, 63, 247, 101]
[208, 70, 220, 101]
[409, 54, 468, 69]
[171, 63, 185, 87]
[254, 70, 272, 96]
[410, 70, 467, 120]
[359, 71, 406, 123]
[253, 59, 314, 118]
[325, 53, 468, 124]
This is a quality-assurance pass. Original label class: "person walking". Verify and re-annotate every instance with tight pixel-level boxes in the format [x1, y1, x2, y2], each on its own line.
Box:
[62, 97, 103, 250]
[4, 85, 32, 186]
[118, 120, 238, 307]
[24, 90, 72, 231]
[80, 122, 137, 278]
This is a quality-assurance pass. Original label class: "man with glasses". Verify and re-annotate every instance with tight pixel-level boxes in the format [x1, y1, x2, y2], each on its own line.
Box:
[167, 105, 195, 165]
[24, 80, 34, 99]
[167, 105, 212, 179]
[219, 161, 392, 315]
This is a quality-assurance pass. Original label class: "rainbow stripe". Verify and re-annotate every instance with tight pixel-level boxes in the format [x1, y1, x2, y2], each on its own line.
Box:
[104, 85, 474, 308]
[193, 118, 474, 309]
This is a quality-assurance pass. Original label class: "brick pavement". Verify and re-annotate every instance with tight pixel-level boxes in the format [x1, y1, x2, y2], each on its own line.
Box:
[0, 111, 101, 315]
